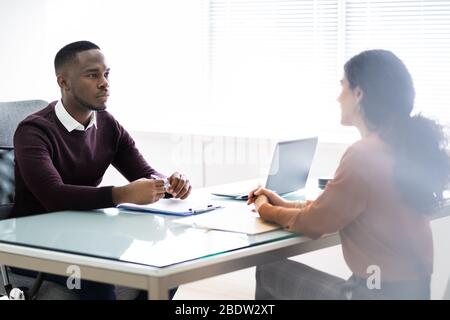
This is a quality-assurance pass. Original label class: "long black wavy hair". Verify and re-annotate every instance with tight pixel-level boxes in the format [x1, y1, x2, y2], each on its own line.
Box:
[344, 49, 450, 214]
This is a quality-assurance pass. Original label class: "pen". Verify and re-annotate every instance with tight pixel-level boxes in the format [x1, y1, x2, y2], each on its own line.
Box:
[189, 205, 223, 214]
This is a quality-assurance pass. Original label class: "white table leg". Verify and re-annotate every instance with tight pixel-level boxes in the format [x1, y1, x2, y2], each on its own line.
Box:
[147, 277, 169, 300]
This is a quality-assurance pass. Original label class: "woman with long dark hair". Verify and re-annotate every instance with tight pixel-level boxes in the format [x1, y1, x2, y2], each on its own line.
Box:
[249, 49, 450, 299]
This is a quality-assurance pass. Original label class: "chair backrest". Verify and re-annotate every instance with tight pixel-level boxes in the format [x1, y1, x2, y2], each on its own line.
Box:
[0, 148, 14, 214]
[0, 100, 48, 217]
[0, 100, 48, 148]
[0, 147, 14, 220]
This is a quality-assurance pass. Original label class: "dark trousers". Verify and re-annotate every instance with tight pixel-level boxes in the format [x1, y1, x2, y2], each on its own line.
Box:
[10, 267, 177, 300]
[255, 259, 430, 300]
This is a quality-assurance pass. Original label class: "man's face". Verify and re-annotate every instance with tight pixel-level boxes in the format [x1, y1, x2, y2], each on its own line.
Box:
[62, 49, 110, 111]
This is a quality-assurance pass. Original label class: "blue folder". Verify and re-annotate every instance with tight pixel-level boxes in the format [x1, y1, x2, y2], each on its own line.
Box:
[117, 203, 223, 217]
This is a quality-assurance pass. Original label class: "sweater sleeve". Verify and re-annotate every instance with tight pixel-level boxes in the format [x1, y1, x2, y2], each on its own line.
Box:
[14, 124, 114, 212]
[111, 121, 165, 181]
[258, 146, 369, 239]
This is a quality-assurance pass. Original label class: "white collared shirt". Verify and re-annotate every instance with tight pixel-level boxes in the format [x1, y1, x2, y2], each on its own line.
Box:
[54, 100, 97, 132]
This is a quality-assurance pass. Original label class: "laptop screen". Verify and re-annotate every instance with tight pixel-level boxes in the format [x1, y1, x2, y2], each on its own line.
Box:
[265, 137, 318, 195]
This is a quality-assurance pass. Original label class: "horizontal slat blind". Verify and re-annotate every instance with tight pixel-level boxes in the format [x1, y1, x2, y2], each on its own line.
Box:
[209, 0, 450, 139]
[209, 0, 340, 137]
[345, 0, 450, 125]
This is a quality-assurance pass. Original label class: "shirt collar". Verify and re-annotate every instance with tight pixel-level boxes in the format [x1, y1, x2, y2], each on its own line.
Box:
[54, 100, 97, 132]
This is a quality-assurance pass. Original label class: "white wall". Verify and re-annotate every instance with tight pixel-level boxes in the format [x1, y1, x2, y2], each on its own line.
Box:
[0, 0, 53, 101]
[0, 0, 208, 134]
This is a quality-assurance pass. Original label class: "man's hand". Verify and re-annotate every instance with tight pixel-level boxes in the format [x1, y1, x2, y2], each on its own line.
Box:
[112, 178, 166, 205]
[167, 172, 192, 199]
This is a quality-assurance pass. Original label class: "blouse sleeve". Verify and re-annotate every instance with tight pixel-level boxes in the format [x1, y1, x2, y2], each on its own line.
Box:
[258, 145, 369, 239]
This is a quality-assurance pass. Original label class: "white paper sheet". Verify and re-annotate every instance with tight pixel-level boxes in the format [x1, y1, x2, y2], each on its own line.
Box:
[173, 206, 281, 235]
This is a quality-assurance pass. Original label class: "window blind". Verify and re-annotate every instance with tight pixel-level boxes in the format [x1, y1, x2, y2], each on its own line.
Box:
[209, 0, 450, 139]
[345, 0, 450, 126]
[209, 0, 340, 138]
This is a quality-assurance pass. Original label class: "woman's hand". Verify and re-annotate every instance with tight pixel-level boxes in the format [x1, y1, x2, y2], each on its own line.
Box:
[253, 194, 269, 212]
[247, 187, 287, 207]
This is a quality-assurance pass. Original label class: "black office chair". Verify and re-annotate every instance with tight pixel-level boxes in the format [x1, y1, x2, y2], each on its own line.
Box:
[0, 146, 17, 296]
[0, 100, 63, 299]
[0, 147, 14, 218]
[0, 100, 88, 299]
[0, 100, 140, 300]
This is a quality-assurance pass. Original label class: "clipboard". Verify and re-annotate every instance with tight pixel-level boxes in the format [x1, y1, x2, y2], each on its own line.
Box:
[117, 199, 224, 217]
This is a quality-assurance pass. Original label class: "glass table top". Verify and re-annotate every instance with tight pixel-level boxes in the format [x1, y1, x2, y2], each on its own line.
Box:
[0, 208, 297, 268]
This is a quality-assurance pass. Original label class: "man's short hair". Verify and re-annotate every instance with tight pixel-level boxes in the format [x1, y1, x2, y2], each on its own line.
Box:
[54, 40, 100, 73]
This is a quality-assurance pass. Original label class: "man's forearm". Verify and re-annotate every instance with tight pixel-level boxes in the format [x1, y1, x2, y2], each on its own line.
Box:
[112, 186, 127, 205]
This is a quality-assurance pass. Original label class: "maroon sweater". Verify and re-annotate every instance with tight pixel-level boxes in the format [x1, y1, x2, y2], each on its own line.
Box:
[12, 101, 163, 218]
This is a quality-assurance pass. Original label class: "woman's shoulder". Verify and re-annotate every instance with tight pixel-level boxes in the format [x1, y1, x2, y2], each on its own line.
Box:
[349, 133, 387, 153]
[342, 133, 389, 164]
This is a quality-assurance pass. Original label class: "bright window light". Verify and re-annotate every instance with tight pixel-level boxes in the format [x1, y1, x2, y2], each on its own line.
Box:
[1, 0, 449, 142]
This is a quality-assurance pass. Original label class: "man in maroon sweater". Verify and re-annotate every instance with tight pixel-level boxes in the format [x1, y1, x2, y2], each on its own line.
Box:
[11, 41, 190, 299]
[13, 41, 191, 218]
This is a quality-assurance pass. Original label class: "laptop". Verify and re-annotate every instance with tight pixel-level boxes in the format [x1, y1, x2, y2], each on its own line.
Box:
[211, 137, 318, 200]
